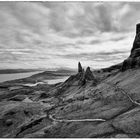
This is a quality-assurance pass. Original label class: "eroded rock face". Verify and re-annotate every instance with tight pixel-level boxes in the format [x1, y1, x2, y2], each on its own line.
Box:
[60, 63, 97, 87]
[78, 62, 83, 73]
[85, 67, 95, 81]
[131, 23, 140, 53]
[121, 24, 140, 71]
[78, 64, 96, 85]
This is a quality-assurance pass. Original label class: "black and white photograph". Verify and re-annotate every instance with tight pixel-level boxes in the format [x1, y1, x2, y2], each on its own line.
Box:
[0, 1, 140, 138]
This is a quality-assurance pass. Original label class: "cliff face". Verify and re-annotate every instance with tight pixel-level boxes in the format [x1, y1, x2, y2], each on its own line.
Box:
[131, 23, 140, 53]
[121, 24, 140, 71]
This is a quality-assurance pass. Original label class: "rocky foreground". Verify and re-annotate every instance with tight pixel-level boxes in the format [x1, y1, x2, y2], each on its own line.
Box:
[1, 24, 140, 138]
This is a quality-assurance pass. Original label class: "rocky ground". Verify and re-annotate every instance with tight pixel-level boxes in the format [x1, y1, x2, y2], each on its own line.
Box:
[1, 24, 140, 138]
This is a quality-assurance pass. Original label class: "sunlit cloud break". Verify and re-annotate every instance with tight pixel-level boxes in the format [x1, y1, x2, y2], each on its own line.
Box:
[0, 1, 139, 69]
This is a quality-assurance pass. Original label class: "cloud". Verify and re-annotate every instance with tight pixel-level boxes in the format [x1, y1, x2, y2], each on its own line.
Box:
[0, 2, 139, 69]
[56, 50, 129, 61]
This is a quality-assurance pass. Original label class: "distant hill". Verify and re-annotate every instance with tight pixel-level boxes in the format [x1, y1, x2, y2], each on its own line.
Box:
[29, 69, 76, 81]
[0, 68, 76, 84]
[0, 68, 76, 74]
[0, 69, 43, 74]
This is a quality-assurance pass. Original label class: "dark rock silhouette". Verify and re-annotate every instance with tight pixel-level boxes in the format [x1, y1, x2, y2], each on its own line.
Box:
[85, 67, 95, 80]
[78, 65, 96, 85]
[80, 73, 86, 86]
[131, 23, 140, 53]
[78, 62, 83, 73]
[64, 63, 97, 86]
[121, 23, 140, 71]
[136, 23, 140, 34]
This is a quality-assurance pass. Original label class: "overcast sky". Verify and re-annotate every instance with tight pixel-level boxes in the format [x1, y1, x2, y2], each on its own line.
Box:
[0, 1, 140, 70]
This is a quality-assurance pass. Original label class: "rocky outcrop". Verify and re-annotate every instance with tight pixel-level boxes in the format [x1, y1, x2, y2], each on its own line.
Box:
[59, 63, 97, 88]
[77, 63, 96, 85]
[85, 67, 95, 81]
[78, 62, 83, 73]
[131, 23, 140, 53]
[121, 57, 140, 71]
[121, 23, 140, 71]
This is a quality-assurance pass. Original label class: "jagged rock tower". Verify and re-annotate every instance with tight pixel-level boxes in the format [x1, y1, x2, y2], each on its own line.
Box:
[63, 62, 97, 87]
[78, 62, 83, 73]
[85, 67, 95, 80]
[131, 23, 140, 53]
[130, 23, 140, 56]
[121, 24, 140, 71]
[77, 62, 97, 85]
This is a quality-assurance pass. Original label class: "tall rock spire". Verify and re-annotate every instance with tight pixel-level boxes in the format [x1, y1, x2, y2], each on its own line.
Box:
[78, 62, 82, 73]
[131, 24, 140, 54]
[136, 23, 140, 34]
[121, 23, 140, 71]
